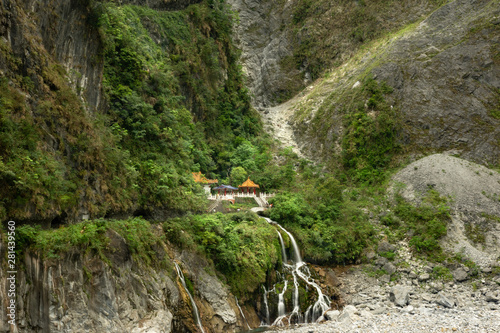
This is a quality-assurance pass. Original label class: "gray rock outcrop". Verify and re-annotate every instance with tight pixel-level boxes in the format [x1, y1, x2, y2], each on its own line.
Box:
[0, 233, 246, 333]
[389, 285, 412, 307]
[226, 0, 296, 108]
[289, 0, 500, 166]
[391, 154, 500, 267]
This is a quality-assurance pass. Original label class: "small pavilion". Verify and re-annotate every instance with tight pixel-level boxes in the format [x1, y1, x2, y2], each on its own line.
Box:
[192, 172, 218, 195]
[212, 185, 238, 196]
[238, 177, 260, 195]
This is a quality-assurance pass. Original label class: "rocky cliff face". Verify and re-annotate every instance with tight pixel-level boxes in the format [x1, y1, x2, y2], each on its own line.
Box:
[226, 0, 297, 109]
[0, 229, 251, 333]
[0, 0, 103, 112]
[289, 0, 500, 166]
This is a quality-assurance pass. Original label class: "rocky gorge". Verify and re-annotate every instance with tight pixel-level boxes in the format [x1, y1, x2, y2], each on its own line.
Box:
[1, 0, 500, 332]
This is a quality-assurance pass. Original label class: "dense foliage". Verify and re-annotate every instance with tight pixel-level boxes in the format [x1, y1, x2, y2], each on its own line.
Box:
[14, 217, 162, 265]
[164, 212, 280, 295]
[383, 189, 451, 261]
[0, 1, 270, 222]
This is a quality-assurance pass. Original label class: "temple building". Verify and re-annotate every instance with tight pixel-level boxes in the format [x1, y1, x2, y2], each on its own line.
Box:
[238, 177, 260, 195]
[212, 185, 238, 196]
[192, 172, 218, 195]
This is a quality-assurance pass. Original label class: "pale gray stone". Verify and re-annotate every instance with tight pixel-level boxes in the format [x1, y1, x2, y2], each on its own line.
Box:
[389, 285, 412, 307]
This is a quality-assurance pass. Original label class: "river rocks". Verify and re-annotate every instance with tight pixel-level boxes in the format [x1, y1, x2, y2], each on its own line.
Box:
[324, 310, 340, 321]
[485, 292, 499, 303]
[418, 273, 431, 282]
[452, 268, 469, 282]
[383, 262, 397, 275]
[435, 292, 455, 308]
[389, 285, 412, 307]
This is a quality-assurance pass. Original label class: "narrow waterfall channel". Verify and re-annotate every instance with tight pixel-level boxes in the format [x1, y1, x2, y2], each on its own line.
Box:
[174, 262, 206, 333]
[263, 218, 331, 327]
[236, 296, 252, 330]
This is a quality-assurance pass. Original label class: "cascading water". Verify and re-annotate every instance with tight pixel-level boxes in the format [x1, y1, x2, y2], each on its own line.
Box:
[174, 262, 206, 333]
[261, 286, 271, 326]
[276, 230, 288, 263]
[264, 218, 331, 326]
[272, 280, 288, 326]
[235, 296, 251, 330]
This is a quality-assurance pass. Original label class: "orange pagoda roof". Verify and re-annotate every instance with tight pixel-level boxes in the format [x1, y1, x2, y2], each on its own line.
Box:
[192, 172, 218, 184]
[238, 177, 260, 188]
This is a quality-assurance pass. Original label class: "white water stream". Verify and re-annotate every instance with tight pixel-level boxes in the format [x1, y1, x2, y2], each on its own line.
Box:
[174, 262, 206, 333]
[264, 218, 331, 326]
[236, 296, 252, 330]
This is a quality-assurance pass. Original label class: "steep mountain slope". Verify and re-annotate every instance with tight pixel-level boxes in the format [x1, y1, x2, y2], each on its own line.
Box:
[228, 0, 448, 108]
[284, 0, 499, 170]
[0, 0, 262, 224]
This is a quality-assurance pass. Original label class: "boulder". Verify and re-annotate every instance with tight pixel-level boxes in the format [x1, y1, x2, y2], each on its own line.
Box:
[452, 267, 468, 282]
[389, 285, 412, 307]
[485, 292, 499, 303]
[383, 262, 397, 275]
[436, 292, 455, 308]
[324, 310, 340, 321]
[378, 241, 396, 254]
[374, 257, 389, 267]
[418, 273, 430, 282]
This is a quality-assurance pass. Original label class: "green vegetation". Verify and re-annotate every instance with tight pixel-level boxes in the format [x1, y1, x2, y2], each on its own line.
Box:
[341, 77, 400, 184]
[164, 212, 280, 295]
[266, 163, 376, 264]
[464, 222, 487, 245]
[0, 1, 275, 222]
[392, 189, 451, 260]
[15, 218, 161, 265]
[431, 265, 453, 281]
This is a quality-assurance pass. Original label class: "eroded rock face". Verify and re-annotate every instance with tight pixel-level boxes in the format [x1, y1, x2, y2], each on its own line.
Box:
[121, 0, 202, 11]
[0, 232, 247, 333]
[1, 0, 104, 112]
[226, 0, 297, 109]
[291, 0, 500, 166]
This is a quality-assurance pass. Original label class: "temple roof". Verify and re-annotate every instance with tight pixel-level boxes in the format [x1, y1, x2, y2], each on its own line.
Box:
[238, 177, 260, 188]
[213, 185, 238, 190]
[192, 172, 218, 184]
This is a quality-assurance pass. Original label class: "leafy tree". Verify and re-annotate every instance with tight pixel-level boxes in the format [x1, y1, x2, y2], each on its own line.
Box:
[230, 166, 247, 186]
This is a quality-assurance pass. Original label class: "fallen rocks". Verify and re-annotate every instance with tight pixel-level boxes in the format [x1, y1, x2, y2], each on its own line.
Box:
[389, 285, 412, 307]
[324, 310, 340, 321]
[452, 267, 468, 282]
[436, 292, 455, 308]
[485, 292, 499, 303]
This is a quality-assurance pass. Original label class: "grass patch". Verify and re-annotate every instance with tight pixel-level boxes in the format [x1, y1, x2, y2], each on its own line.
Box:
[392, 189, 450, 261]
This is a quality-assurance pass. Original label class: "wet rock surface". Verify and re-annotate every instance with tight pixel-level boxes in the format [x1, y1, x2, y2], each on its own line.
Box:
[272, 239, 500, 333]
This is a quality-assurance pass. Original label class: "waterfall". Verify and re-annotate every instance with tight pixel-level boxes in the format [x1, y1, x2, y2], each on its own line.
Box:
[276, 224, 302, 263]
[265, 218, 331, 326]
[235, 296, 251, 330]
[276, 230, 288, 263]
[261, 286, 270, 326]
[174, 262, 206, 333]
[272, 280, 288, 326]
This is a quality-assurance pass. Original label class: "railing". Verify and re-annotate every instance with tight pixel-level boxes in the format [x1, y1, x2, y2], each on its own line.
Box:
[208, 192, 276, 200]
